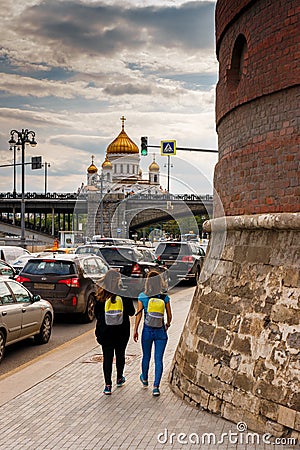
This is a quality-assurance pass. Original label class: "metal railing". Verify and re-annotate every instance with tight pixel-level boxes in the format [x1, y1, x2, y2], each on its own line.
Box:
[0, 192, 79, 200]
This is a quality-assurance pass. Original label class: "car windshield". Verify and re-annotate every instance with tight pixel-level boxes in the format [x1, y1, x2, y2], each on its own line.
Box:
[23, 260, 76, 275]
[139, 249, 156, 262]
[98, 248, 142, 264]
[157, 243, 189, 257]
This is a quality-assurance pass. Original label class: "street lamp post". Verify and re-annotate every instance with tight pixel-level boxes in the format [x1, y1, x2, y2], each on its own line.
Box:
[164, 156, 173, 192]
[9, 129, 37, 247]
[9, 145, 20, 197]
[44, 162, 51, 195]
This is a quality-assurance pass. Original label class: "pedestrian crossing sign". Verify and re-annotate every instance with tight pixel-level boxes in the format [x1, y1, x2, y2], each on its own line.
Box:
[161, 140, 176, 156]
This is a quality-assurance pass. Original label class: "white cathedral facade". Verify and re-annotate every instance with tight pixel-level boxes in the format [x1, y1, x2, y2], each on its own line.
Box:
[85, 116, 162, 196]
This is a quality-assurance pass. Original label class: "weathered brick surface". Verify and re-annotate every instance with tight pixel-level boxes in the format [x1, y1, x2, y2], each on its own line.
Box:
[170, 220, 300, 436]
[216, 0, 299, 122]
[214, 0, 299, 217]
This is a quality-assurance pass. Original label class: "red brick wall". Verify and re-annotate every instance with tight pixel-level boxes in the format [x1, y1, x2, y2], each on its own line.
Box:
[215, 0, 252, 52]
[214, 0, 300, 216]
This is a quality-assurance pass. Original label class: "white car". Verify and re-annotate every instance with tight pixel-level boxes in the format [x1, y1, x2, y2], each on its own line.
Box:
[0, 246, 31, 265]
[0, 276, 54, 363]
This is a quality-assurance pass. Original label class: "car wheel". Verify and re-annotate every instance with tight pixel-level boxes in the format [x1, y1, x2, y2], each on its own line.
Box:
[82, 293, 95, 323]
[34, 314, 52, 344]
[0, 330, 6, 363]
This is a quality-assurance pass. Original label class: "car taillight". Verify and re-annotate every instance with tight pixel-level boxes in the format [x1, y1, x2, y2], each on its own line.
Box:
[182, 256, 194, 262]
[131, 263, 142, 275]
[16, 275, 31, 283]
[58, 277, 80, 288]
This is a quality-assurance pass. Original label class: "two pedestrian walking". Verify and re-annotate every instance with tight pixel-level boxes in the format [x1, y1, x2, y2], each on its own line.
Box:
[95, 268, 172, 396]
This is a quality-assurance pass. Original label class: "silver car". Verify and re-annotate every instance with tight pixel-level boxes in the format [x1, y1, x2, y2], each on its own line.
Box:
[0, 276, 54, 363]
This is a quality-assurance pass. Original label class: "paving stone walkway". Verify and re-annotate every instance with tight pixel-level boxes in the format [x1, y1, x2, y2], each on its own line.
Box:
[0, 286, 297, 449]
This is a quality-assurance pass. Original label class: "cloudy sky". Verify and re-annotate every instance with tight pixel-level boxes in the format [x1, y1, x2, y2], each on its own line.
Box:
[0, 0, 218, 195]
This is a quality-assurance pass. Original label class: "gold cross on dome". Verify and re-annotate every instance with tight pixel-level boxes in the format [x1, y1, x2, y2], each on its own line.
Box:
[120, 115, 126, 130]
[91, 155, 95, 164]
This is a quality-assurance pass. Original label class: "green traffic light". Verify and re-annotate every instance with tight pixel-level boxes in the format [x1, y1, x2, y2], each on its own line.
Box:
[141, 136, 148, 155]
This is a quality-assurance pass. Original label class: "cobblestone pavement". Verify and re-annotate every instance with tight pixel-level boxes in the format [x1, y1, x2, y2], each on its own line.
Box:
[0, 286, 297, 450]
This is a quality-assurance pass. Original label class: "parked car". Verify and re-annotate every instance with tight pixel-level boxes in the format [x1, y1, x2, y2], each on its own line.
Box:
[16, 254, 109, 322]
[75, 244, 168, 298]
[155, 241, 205, 285]
[0, 260, 16, 278]
[0, 246, 31, 265]
[0, 276, 53, 363]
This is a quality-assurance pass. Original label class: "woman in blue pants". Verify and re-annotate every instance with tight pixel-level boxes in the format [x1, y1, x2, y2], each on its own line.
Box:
[134, 270, 172, 396]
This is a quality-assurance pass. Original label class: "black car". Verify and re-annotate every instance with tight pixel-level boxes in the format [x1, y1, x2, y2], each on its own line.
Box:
[16, 254, 109, 322]
[155, 241, 205, 285]
[75, 244, 167, 298]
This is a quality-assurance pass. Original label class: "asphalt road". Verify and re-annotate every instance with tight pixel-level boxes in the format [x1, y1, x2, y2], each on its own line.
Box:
[0, 285, 187, 376]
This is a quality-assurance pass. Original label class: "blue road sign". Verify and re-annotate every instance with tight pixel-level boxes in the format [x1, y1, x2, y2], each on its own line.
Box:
[161, 140, 176, 156]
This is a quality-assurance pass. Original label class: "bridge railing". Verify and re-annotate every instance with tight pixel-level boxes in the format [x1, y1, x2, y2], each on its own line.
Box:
[0, 192, 79, 200]
[126, 193, 213, 202]
[0, 191, 213, 202]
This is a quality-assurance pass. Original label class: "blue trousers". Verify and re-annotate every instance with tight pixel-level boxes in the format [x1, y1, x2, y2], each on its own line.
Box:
[141, 324, 168, 387]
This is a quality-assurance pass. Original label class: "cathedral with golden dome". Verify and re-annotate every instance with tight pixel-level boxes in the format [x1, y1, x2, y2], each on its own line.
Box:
[86, 116, 162, 195]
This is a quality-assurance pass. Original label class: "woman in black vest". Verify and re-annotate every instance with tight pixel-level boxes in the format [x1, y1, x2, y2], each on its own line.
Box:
[95, 269, 135, 394]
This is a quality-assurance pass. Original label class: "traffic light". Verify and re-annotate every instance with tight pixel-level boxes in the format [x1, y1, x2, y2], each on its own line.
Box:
[31, 156, 42, 169]
[141, 136, 148, 156]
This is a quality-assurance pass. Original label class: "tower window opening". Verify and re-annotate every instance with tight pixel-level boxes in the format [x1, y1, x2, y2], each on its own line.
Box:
[227, 34, 248, 90]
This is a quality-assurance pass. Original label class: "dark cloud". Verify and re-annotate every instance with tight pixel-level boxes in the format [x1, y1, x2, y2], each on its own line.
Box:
[104, 83, 152, 96]
[15, 1, 215, 57]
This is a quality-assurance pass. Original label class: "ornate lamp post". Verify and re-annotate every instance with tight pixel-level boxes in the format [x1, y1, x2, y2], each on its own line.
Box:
[8, 129, 37, 247]
[9, 145, 20, 197]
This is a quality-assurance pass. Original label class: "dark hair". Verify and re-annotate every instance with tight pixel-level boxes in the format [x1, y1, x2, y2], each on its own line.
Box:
[96, 269, 121, 303]
[144, 270, 166, 296]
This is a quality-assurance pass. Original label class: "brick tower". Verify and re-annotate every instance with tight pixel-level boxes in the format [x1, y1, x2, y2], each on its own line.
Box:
[170, 0, 300, 438]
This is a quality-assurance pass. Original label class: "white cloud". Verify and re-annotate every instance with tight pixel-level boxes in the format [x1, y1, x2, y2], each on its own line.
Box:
[0, 0, 218, 195]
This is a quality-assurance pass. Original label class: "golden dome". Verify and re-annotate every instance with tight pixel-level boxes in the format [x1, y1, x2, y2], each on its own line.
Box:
[106, 116, 139, 155]
[149, 160, 160, 172]
[87, 155, 98, 174]
[102, 156, 112, 169]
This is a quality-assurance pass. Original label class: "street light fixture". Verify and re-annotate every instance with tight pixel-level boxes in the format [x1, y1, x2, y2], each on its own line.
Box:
[164, 156, 173, 192]
[9, 128, 37, 247]
[9, 145, 20, 197]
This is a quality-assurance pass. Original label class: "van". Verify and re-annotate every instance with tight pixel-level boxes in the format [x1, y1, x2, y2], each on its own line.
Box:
[0, 246, 31, 264]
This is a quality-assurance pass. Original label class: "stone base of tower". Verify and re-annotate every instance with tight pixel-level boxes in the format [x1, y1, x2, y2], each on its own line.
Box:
[169, 213, 300, 438]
